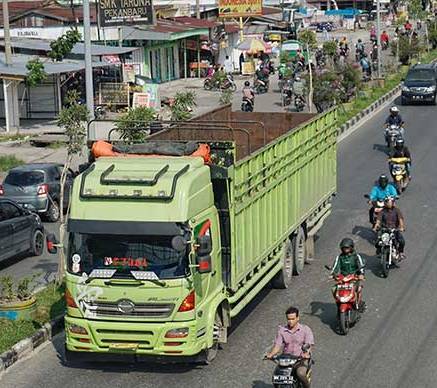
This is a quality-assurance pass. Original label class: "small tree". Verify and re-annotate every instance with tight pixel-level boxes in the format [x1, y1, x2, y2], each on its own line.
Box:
[219, 89, 234, 105]
[298, 30, 317, 50]
[26, 58, 47, 87]
[56, 90, 88, 283]
[48, 29, 81, 62]
[323, 40, 338, 68]
[115, 107, 156, 143]
[392, 35, 424, 65]
[170, 91, 197, 121]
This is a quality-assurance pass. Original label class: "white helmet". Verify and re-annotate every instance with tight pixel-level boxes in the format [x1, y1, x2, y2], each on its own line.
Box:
[390, 106, 399, 113]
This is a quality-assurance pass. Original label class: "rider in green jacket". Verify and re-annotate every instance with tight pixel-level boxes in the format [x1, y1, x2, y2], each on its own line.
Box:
[331, 238, 366, 312]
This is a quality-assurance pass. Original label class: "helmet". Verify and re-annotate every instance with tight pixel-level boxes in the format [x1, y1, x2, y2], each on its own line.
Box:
[390, 106, 399, 114]
[244, 81, 250, 87]
[378, 174, 389, 188]
[395, 138, 404, 148]
[358, 39, 362, 43]
[340, 238, 355, 250]
[295, 76, 301, 82]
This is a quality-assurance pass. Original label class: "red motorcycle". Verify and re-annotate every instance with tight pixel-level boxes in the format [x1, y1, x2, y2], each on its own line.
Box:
[331, 273, 362, 335]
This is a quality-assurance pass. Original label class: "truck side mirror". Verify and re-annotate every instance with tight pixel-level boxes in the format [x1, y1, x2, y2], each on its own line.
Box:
[196, 235, 212, 256]
[196, 254, 212, 273]
[46, 233, 59, 254]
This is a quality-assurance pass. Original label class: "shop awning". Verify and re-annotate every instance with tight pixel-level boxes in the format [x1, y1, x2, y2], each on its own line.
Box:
[0, 52, 111, 78]
[0, 38, 137, 56]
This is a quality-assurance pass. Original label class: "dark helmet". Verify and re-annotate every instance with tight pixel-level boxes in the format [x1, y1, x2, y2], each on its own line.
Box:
[358, 38, 362, 43]
[395, 138, 404, 149]
[378, 174, 389, 188]
[244, 81, 250, 87]
[340, 238, 354, 250]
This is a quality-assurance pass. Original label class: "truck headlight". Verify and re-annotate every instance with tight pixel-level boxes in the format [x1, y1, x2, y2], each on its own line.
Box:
[402, 86, 410, 92]
[426, 85, 436, 92]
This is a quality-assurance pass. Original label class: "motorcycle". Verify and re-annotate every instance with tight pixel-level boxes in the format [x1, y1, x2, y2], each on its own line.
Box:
[364, 194, 384, 228]
[281, 79, 294, 107]
[384, 124, 404, 151]
[377, 228, 400, 278]
[254, 77, 269, 94]
[265, 346, 313, 388]
[294, 94, 306, 112]
[326, 267, 362, 335]
[389, 156, 410, 193]
[203, 74, 237, 91]
[241, 97, 254, 112]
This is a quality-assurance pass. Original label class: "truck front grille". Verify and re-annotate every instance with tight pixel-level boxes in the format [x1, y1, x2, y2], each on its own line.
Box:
[82, 300, 174, 318]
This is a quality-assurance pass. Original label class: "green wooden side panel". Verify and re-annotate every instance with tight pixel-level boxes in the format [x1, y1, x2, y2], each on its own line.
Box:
[229, 109, 337, 291]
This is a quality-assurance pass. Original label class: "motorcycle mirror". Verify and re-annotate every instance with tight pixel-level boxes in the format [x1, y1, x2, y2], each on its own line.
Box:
[363, 194, 370, 199]
[324, 265, 331, 271]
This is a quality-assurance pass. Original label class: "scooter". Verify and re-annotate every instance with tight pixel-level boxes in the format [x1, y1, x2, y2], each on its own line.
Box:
[265, 345, 313, 388]
[376, 228, 400, 278]
[389, 156, 410, 194]
[384, 124, 404, 151]
[281, 79, 293, 107]
[326, 266, 363, 335]
[294, 94, 306, 112]
[254, 76, 269, 94]
[364, 194, 384, 228]
[241, 97, 254, 112]
[204, 74, 237, 91]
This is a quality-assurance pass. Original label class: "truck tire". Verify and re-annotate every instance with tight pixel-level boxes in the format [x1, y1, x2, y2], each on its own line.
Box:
[204, 311, 225, 364]
[293, 227, 306, 275]
[271, 238, 294, 289]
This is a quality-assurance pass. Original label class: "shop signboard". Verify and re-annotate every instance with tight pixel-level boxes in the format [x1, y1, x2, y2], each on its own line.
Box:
[218, 0, 262, 18]
[98, 0, 155, 26]
[123, 64, 140, 83]
[132, 83, 159, 109]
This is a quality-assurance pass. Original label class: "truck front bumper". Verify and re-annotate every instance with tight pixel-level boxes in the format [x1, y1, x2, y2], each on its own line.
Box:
[65, 315, 208, 362]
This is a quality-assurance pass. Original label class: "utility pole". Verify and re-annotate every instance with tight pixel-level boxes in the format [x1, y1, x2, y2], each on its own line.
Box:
[3, 0, 13, 133]
[83, 0, 95, 138]
[196, 0, 200, 19]
[376, 0, 382, 78]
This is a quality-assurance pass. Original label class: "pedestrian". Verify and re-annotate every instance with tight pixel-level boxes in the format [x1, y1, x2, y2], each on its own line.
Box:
[239, 52, 245, 74]
[224, 55, 233, 74]
[360, 54, 371, 78]
[381, 30, 389, 50]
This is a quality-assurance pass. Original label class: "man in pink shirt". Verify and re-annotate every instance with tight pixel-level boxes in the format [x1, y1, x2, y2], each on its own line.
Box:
[266, 306, 314, 388]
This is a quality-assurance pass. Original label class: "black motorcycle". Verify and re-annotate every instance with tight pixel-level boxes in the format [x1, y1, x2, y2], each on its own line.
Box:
[281, 79, 293, 107]
[294, 94, 306, 112]
[266, 348, 312, 388]
[377, 228, 400, 278]
[241, 97, 254, 112]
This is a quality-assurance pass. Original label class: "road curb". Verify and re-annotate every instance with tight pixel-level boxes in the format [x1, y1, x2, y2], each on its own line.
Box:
[0, 315, 63, 374]
[337, 84, 402, 137]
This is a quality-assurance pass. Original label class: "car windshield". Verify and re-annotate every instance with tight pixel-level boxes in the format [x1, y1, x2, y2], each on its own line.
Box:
[67, 233, 189, 279]
[406, 69, 435, 81]
[4, 171, 44, 186]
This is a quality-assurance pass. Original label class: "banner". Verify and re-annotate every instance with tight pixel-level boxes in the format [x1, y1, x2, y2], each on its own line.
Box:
[219, 0, 262, 18]
[132, 84, 159, 109]
[99, 0, 154, 26]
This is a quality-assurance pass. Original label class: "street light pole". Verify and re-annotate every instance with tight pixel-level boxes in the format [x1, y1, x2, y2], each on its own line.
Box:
[376, 0, 382, 78]
[83, 0, 95, 138]
[2, 0, 12, 133]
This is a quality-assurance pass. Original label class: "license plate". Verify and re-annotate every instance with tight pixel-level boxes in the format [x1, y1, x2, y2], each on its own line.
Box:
[273, 375, 292, 383]
[109, 343, 139, 350]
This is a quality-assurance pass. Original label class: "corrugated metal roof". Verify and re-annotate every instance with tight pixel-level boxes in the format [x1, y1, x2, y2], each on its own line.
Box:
[0, 52, 110, 77]
[0, 38, 137, 55]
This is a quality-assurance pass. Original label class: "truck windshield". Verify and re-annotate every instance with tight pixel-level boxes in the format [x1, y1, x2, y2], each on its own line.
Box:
[67, 233, 189, 279]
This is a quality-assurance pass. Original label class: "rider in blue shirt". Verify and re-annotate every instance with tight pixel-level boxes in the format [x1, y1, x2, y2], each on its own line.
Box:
[368, 175, 397, 223]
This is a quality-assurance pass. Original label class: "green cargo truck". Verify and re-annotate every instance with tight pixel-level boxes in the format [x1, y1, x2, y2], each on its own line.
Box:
[58, 107, 337, 363]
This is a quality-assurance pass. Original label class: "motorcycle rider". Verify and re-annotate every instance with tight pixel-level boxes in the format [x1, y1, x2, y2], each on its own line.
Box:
[266, 306, 314, 388]
[373, 197, 406, 260]
[293, 76, 306, 108]
[385, 106, 404, 127]
[368, 174, 398, 224]
[331, 238, 366, 312]
[389, 138, 412, 179]
[355, 38, 365, 60]
[242, 80, 255, 109]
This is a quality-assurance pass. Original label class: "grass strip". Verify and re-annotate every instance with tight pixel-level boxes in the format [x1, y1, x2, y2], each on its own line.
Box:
[0, 155, 25, 172]
[0, 284, 65, 354]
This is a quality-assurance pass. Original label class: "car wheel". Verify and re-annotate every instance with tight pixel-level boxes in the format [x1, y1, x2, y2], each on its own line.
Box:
[401, 96, 407, 106]
[45, 200, 60, 222]
[30, 229, 44, 256]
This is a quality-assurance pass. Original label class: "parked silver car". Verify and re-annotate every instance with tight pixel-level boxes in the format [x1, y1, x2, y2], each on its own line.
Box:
[0, 163, 74, 222]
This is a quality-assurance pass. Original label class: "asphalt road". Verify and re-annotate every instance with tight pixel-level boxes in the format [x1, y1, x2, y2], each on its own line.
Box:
[2, 99, 437, 388]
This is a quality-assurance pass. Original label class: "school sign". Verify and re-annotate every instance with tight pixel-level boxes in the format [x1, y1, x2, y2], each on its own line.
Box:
[99, 0, 154, 26]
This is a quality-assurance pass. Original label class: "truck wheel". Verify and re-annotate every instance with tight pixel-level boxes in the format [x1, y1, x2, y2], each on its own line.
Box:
[204, 311, 225, 364]
[271, 238, 293, 289]
[293, 227, 306, 275]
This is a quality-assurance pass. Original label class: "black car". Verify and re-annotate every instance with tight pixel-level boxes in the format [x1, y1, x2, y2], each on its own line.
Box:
[0, 199, 44, 262]
[401, 64, 437, 105]
[0, 163, 74, 222]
